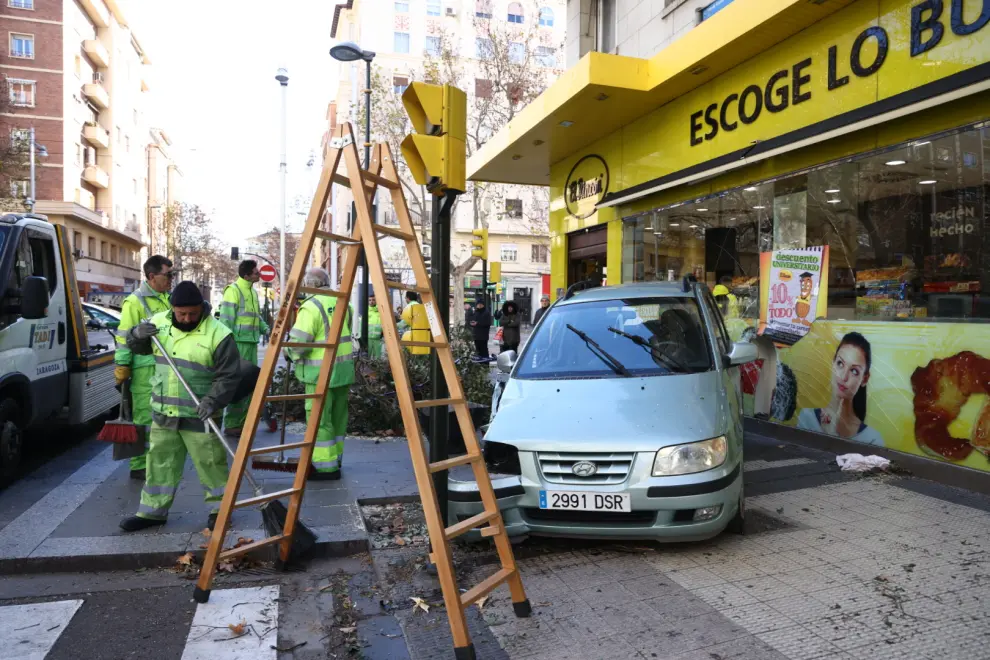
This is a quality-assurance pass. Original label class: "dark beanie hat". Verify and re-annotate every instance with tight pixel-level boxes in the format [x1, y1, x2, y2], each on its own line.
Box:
[170, 281, 204, 307]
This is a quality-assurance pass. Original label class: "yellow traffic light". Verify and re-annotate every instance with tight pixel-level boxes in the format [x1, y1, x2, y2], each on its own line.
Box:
[400, 82, 466, 194]
[471, 228, 488, 259]
[489, 261, 501, 282]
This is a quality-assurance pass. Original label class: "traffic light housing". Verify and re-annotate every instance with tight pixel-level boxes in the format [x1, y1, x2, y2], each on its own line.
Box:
[400, 82, 466, 195]
[471, 228, 488, 259]
[423, 251, 432, 275]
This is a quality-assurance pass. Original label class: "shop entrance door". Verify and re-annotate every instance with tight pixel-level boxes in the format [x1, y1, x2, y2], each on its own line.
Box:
[511, 287, 532, 325]
[568, 225, 608, 288]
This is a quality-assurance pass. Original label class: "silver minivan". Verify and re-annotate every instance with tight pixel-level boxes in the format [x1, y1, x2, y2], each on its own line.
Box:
[449, 279, 758, 542]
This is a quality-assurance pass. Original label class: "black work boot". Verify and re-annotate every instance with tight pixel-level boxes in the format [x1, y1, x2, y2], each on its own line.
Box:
[119, 516, 166, 532]
[129, 469, 146, 480]
[310, 469, 342, 481]
[208, 512, 218, 531]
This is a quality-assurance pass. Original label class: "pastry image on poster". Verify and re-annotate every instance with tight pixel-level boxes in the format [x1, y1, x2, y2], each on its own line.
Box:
[759, 247, 828, 344]
[911, 351, 990, 461]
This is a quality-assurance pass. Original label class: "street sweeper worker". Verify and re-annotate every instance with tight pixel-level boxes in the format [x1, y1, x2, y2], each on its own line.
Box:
[119, 281, 242, 533]
[283, 267, 354, 479]
[400, 291, 430, 355]
[367, 290, 384, 358]
[113, 255, 174, 481]
[218, 259, 270, 438]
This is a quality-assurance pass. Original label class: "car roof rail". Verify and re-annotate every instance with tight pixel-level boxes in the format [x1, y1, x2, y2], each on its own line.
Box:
[682, 274, 698, 292]
[564, 277, 600, 300]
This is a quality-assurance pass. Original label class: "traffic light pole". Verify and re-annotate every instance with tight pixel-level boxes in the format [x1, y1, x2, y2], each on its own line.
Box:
[358, 58, 373, 353]
[482, 259, 488, 307]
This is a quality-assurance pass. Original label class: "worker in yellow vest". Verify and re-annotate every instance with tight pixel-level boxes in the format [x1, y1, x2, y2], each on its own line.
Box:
[400, 291, 430, 355]
[367, 290, 383, 358]
[113, 255, 174, 479]
[284, 268, 354, 479]
[218, 260, 270, 437]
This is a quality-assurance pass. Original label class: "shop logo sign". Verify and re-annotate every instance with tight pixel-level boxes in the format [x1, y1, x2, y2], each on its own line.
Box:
[565, 154, 609, 219]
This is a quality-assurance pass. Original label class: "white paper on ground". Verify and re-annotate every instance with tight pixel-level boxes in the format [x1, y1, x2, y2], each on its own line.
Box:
[836, 453, 890, 472]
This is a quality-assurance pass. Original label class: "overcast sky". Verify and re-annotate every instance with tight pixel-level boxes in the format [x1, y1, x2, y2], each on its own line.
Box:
[122, 0, 342, 247]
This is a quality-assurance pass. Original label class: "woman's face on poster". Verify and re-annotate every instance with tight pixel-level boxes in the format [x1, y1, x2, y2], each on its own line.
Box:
[832, 344, 869, 400]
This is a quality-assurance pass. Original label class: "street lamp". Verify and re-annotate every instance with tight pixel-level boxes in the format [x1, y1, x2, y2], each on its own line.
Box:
[275, 67, 289, 308]
[27, 127, 48, 213]
[330, 41, 375, 353]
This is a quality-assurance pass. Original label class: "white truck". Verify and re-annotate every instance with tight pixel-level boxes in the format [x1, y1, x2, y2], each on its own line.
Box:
[0, 213, 118, 483]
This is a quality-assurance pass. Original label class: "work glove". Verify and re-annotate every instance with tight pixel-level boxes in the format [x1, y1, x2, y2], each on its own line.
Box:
[114, 365, 131, 385]
[196, 396, 216, 422]
[133, 322, 158, 339]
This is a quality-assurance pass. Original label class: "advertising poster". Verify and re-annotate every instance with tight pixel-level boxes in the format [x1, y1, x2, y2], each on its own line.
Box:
[758, 246, 829, 343]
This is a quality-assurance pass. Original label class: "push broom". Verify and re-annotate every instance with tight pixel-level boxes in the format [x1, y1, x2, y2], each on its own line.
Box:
[150, 334, 317, 562]
[97, 378, 140, 445]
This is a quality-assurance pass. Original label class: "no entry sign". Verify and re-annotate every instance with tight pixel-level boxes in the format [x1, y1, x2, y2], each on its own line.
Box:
[259, 264, 277, 283]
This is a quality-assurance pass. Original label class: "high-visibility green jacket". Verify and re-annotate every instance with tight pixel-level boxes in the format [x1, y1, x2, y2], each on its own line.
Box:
[114, 282, 171, 368]
[285, 294, 355, 387]
[219, 277, 269, 343]
[368, 304, 383, 340]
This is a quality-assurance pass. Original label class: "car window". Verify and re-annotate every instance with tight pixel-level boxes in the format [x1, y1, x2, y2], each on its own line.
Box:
[84, 306, 115, 325]
[514, 297, 714, 380]
[702, 289, 731, 355]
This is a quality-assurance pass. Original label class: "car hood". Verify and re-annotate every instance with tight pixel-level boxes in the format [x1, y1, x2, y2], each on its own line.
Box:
[486, 371, 729, 452]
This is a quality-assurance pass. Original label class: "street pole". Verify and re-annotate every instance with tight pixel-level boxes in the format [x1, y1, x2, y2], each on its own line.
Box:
[357, 59, 373, 353]
[429, 191, 456, 523]
[482, 258, 488, 307]
[28, 127, 35, 213]
[276, 68, 289, 308]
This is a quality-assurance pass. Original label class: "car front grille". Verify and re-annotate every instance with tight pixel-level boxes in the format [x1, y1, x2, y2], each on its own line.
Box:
[536, 452, 635, 485]
[524, 508, 656, 526]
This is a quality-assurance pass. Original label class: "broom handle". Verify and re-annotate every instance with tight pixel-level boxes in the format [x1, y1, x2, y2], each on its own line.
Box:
[120, 378, 132, 422]
[149, 333, 265, 496]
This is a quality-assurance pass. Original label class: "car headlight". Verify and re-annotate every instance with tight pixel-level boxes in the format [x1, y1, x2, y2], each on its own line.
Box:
[652, 436, 727, 476]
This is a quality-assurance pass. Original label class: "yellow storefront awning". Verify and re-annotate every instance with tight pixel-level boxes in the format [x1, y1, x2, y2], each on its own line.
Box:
[467, 0, 857, 187]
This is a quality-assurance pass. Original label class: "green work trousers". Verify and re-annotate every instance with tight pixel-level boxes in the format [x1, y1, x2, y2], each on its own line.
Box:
[368, 338, 383, 358]
[306, 382, 349, 473]
[136, 422, 229, 520]
[128, 364, 154, 471]
[223, 340, 258, 431]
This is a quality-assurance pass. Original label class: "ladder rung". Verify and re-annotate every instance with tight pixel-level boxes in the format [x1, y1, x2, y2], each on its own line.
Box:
[460, 568, 514, 607]
[234, 487, 301, 510]
[414, 397, 465, 409]
[218, 534, 286, 562]
[362, 170, 399, 189]
[386, 282, 430, 294]
[315, 229, 360, 245]
[297, 286, 346, 298]
[445, 510, 497, 540]
[266, 393, 321, 402]
[429, 453, 480, 473]
[282, 342, 337, 349]
[249, 441, 312, 456]
[400, 341, 447, 349]
[375, 226, 416, 241]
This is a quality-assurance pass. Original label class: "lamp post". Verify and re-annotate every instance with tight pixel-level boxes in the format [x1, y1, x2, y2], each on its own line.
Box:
[330, 41, 375, 352]
[26, 127, 48, 213]
[275, 68, 289, 308]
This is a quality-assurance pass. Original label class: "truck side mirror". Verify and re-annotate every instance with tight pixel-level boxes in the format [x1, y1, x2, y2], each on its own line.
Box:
[22, 276, 49, 319]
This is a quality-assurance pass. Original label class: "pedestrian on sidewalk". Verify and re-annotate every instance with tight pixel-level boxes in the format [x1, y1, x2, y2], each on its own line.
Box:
[471, 299, 492, 358]
[533, 294, 551, 326]
[400, 291, 430, 355]
[500, 301, 521, 354]
[367, 290, 383, 358]
[113, 255, 174, 481]
[119, 281, 242, 532]
[283, 268, 355, 479]
[218, 260, 270, 437]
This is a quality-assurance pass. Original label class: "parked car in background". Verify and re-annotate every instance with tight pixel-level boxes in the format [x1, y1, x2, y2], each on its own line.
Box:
[81, 302, 120, 348]
[450, 279, 758, 542]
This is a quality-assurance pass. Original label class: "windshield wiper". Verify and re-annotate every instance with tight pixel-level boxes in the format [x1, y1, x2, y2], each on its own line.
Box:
[607, 326, 689, 373]
[566, 324, 631, 377]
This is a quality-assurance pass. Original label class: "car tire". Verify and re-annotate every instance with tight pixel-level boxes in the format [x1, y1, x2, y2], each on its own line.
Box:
[726, 477, 745, 535]
[0, 399, 24, 487]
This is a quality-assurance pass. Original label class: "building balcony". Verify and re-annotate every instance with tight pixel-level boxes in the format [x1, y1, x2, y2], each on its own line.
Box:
[77, 0, 110, 27]
[82, 123, 110, 149]
[83, 165, 109, 189]
[75, 188, 96, 211]
[82, 81, 109, 109]
[82, 39, 109, 68]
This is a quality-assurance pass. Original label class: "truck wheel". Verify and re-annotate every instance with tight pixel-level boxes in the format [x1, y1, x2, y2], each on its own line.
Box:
[0, 400, 23, 486]
[726, 478, 745, 535]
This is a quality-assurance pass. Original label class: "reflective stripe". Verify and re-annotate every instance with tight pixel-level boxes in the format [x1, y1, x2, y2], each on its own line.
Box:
[154, 355, 214, 373]
[142, 484, 178, 497]
[315, 440, 335, 448]
[137, 503, 169, 519]
[236, 324, 258, 333]
[152, 393, 194, 406]
[238, 311, 260, 319]
[218, 302, 237, 310]
[289, 329, 314, 341]
[300, 353, 354, 367]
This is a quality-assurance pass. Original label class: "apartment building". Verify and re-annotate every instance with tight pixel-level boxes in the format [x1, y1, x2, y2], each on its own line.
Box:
[328, 0, 563, 320]
[0, 0, 158, 295]
[146, 126, 181, 258]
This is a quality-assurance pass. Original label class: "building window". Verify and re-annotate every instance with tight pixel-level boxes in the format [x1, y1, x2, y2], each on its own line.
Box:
[476, 37, 494, 59]
[475, 78, 492, 99]
[508, 42, 525, 64]
[10, 128, 29, 149]
[393, 76, 409, 94]
[87, 237, 95, 256]
[505, 198, 523, 218]
[598, 0, 616, 53]
[475, 0, 492, 19]
[535, 46, 555, 67]
[8, 80, 35, 107]
[394, 32, 410, 54]
[424, 36, 441, 57]
[7, 0, 33, 9]
[531, 244, 548, 263]
[10, 33, 34, 59]
[100, 241, 108, 260]
[538, 7, 554, 26]
[75, 143, 82, 166]
[426, 0, 441, 16]
[394, 0, 408, 11]
[701, 0, 735, 21]
[507, 1, 524, 23]
[500, 244, 518, 262]
[73, 231, 82, 251]
[109, 243, 117, 263]
[9, 180, 27, 198]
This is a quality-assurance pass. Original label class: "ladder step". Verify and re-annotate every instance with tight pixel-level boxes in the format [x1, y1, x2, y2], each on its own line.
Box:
[429, 453, 480, 473]
[460, 568, 515, 607]
[414, 397, 465, 409]
[400, 340, 447, 349]
[282, 341, 337, 349]
[362, 170, 399, 190]
[218, 534, 287, 562]
[445, 510, 498, 540]
[266, 393, 321, 402]
[234, 487, 301, 510]
[297, 286, 346, 298]
[375, 226, 416, 241]
[315, 229, 360, 245]
[386, 282, 430, 294]
[249, 441, 312, 456]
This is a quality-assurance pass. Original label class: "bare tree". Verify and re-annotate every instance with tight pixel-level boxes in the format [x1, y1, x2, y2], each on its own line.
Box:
[0, 79, 33, 210]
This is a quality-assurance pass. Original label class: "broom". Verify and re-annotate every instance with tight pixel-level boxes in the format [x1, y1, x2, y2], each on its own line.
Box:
[150, 335, 317, 563]
[97, 378, 140, 444]
[252, 357, 316, 475]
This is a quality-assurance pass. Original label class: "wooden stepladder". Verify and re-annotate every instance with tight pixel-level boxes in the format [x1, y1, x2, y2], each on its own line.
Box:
[196, 122, 530, 658]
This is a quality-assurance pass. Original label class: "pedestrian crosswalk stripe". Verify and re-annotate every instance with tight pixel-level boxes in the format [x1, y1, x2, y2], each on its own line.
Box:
[0, 599, 83, 660]
[181, 585, 280, 660]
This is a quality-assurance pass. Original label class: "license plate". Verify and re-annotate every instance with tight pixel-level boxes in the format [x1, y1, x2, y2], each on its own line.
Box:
[539, 490, 631, 512]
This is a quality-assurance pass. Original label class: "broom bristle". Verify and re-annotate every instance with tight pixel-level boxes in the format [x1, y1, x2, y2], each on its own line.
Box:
[97, 421, 139, 444]
[261, 499, 317, 562]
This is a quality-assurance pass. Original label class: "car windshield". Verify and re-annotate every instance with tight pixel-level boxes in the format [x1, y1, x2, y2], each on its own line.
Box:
[514, 296, 713, 380]
[0, 226, 7, 256]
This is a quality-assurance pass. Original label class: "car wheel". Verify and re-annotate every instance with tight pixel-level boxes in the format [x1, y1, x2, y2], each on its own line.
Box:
[0, 399, 24, 487]
[726, 478, 745, 535]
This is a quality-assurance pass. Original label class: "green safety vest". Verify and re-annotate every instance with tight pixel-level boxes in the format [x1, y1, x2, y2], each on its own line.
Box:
[219, 277, 264, 343]
[368, 305, 383, 340]
[148, 310, 232, 418]
[114, 281, 172, 369]
[285, 294, 355, 387]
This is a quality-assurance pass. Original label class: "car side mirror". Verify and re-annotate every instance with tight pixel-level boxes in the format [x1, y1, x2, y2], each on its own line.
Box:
[21, 276, 49, 320]
[496, 350, 517, 374]
[726, 341, 758, 366]
[86, 318, 103, 329]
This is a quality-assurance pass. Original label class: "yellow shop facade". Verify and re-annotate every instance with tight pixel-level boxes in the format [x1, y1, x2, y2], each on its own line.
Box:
[468, 0, 990, 473]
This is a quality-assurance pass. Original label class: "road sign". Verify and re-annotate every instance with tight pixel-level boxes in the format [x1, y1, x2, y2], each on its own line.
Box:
[258, 264, 277, 283]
